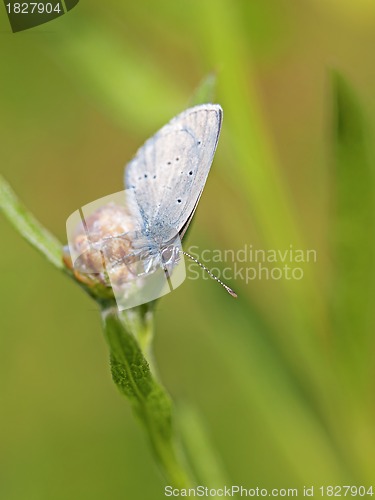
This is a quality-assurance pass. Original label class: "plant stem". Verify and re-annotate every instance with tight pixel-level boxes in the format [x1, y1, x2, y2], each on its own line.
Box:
[102, 306, 193, 488]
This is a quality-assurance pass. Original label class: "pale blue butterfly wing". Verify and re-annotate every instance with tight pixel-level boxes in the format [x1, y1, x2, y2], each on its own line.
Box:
[124, 104, 222, 243]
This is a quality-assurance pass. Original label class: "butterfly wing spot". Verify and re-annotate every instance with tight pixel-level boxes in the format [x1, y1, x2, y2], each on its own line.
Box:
[197, 141, 201, 145]
[177, 199, 182, 203]
[167, 161, 171, 165]
[153, 175, 156, 179]
[175, 157, 179, 161]
[144, 174, 148, 178]
[189, 171, 193, 175]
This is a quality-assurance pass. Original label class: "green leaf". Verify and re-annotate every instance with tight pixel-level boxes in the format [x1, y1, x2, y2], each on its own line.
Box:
[0, 175, 64, 270]
[331, 73, 375, 379]
[102, 307, 193, 488]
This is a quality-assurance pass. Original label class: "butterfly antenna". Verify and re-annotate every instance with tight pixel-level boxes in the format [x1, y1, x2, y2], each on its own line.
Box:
[182, 251, 237, 298]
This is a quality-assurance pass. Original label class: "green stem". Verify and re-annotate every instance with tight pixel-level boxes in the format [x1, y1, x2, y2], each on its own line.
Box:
[102, 306, 193, 488]
[118, 303, 156, 369]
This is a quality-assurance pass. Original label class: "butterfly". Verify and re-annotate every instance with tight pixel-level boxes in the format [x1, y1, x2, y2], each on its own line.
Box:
[122, 103, 236, 297]
[66, 104, 236, 309]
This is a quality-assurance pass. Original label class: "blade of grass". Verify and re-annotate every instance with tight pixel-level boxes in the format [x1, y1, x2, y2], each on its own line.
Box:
[193, 0, 326, 347]
[190, 2, 331, 441]
[0, 175, 63, 270]
[177, 403, 230, 488]
[332, 72, 375, 373]
[330, 72, 375, 478]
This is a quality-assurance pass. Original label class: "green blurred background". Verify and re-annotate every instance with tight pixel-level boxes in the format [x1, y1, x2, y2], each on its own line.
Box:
[1, 0, 375, 498]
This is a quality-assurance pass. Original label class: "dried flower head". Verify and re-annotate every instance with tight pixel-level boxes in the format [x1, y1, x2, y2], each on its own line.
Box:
[63, 202, 143, 292]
